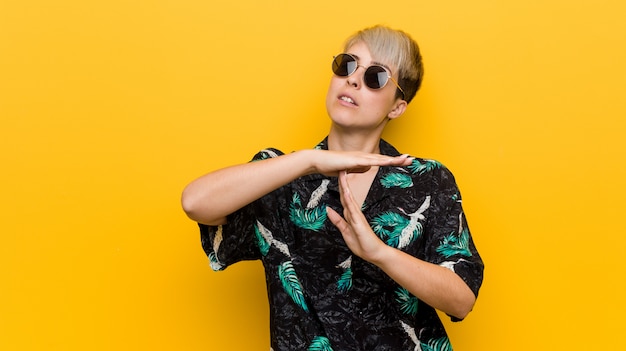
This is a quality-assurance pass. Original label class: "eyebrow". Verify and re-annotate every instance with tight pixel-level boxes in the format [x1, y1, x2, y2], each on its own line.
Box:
[349, 53, 392, 72]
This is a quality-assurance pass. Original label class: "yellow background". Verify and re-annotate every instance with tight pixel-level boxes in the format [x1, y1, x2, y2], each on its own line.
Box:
[1, 0, 625, 349]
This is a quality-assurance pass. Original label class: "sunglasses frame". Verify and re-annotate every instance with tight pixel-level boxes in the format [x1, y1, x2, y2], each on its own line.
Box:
[332, 53, 406, 100]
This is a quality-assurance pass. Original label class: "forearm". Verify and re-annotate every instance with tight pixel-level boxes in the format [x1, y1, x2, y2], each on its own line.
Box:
[182, 150, 315, 225]
[373, 246, 476, 320]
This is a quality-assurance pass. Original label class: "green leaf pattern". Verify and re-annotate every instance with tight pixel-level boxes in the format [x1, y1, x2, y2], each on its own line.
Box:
[436, 227, 472, 258]
[308, 336, 334, 351]
[254, 222, 271, 256]
[421, 337, 452, 351]
[380, 172, 413, 188]
[278, 261, 309, 312]
[395, 287, 418, 316]
[408, 159, 442, 175]
[371, 196, 429, 249]
[371, 211, 410, 247]
[290, 193, 327, 231]
[336, 256, 353, 293]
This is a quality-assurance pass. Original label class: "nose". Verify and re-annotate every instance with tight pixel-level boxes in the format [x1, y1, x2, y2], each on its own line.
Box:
[346, 65, 365, 89]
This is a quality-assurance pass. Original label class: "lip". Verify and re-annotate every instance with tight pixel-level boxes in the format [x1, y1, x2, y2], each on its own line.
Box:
[338, 94, 358, 107]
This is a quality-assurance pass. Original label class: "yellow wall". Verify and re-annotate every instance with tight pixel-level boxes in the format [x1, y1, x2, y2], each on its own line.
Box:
[2, 0, 625, 349]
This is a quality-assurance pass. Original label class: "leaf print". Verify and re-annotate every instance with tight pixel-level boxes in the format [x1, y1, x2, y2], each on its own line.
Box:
[208, 252, 225, 271]
[290, 193, 327, 231]
[337, 268, 353, 293]
[408, 159, 442, 175]
[253, 148, 280, 161]
[380, 173, 414, 189]
[336, 256, 353, 293]
[440, 258, 470, 273]
[207, 226, 225, 271]
[278, 261, 309, 312]
[212, 225, 223, 259]
[421, 337, 452, 351]
[395, 287, 419, 316]
[308, 336, 334, 351]
[371, 211, 409, 243]
[396, 196, 430, 249]
[436, 228, 472, 258]
[254, 222, 271, 256]
[254, 220, 291, 257]
[307, 179, 330, 208]
[399, 321, 420, 350]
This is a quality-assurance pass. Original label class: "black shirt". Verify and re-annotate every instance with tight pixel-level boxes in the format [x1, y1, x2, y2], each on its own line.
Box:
[199, 138, 484, 351]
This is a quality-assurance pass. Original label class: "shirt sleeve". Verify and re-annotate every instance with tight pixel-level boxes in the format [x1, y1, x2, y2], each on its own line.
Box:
[198, 148, 286, 271]
[423, 166, 484, 300]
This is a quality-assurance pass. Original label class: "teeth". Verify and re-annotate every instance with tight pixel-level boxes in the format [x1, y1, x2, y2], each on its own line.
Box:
[340, 96, 355, 104]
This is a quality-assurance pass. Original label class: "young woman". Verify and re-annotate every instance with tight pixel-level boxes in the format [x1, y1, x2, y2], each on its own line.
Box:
[182, 25, 484, 351]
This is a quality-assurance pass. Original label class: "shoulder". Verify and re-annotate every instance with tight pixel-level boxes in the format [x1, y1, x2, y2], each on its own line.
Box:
[251, 148, 285, 161]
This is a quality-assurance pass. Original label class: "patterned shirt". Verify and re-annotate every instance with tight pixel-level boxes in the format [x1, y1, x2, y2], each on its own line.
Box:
[199, 138, 484, 351]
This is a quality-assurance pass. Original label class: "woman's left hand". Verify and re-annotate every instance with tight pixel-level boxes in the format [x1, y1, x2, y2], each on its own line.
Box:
[326, 171, 389, 264]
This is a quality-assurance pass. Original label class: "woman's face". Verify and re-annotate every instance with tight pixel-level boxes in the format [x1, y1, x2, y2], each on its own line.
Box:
[325, 41, 406, 133]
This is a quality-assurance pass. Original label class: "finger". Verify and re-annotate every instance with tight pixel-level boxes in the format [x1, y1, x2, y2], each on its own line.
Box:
[326, 206, 350, 233]
[384, 154, 414, 166]
[338, 171, 363, 224]
[337, 171, 354, 209]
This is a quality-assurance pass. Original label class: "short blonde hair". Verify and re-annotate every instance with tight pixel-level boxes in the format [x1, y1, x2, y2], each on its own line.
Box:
[343, 25, 424, 103]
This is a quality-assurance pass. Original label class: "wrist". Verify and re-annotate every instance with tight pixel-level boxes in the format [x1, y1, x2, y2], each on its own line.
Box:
[368, 242, 396, 267]
[295, 149, 321, 176]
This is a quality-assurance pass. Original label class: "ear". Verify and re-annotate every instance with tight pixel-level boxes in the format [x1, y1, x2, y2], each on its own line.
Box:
[387, 99, 408, 120]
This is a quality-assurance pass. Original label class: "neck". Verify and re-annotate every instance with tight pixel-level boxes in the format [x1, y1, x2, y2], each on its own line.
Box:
[327, 125, 383, 153]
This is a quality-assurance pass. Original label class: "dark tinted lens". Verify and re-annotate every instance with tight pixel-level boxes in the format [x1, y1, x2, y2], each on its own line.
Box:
[332, 54, 357, 76]
[364, 66, 389, 89]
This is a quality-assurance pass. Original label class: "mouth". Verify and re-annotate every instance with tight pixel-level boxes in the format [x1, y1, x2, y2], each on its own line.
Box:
[339, 95, 357, 106]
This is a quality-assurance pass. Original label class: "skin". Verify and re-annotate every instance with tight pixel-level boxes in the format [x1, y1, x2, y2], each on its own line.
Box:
[181, 41, 476, 319]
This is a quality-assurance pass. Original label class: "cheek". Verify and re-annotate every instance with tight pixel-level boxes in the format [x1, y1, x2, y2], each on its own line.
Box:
[325, 77, 342, 102]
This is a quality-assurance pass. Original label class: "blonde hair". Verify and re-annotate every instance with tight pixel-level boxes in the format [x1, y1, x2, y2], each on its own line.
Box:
[343, 25, 424, 103]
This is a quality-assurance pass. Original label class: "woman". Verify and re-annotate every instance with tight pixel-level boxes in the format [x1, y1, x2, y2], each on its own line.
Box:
[182, 25, 484, 350]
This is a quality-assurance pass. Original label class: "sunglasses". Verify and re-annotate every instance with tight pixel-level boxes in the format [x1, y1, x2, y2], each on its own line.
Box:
[331, 53, 405, 100]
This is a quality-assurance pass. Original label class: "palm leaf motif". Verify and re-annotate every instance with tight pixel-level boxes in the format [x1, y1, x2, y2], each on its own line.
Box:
[436, 227, 472, 258]
[380, 172, 414, 189]
[254, 221, 271, 256]
[307, 179, 330, 208]
[395, 196, 431, 249]
[371, 211, 409, 247]
[336, 256, 353, 293]
[253, 148, 279, 161]
[278, 261, 309, 312]
[254, 220, 291, 257]
[290, 193, 327, 231]
[400, 321, 419, 350]
[408, 159, 442, 175]
[208, 252, 224, 271]
[421, 337, 452, 351]
[395, 287, 419, 317]
[308, 336, 334, 351]
[207, 226, 224, 271]
[337, 269, 353, 293]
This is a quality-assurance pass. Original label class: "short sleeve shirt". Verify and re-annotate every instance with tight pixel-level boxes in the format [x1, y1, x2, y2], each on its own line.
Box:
[199, 138, 484, 351]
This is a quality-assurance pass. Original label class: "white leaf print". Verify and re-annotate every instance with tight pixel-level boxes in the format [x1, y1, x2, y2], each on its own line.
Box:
[397, 196, 430, 249]
[440, 258, 470, 273]
[400, 320, 422, 351]
[261, 149, 279, 158]
[337, 256, 352, 269]
[213, 225, 223, 257]
[256, 220, 291, 257]
[307, 179, 330, 209]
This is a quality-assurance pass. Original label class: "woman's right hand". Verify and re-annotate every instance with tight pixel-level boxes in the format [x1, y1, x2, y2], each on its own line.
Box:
[306, 149, 414, 176]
